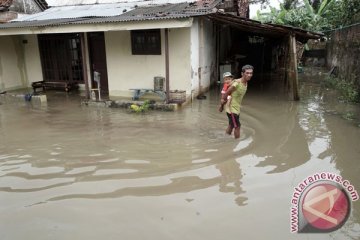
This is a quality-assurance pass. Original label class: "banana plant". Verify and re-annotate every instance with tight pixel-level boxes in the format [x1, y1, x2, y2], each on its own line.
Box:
[254, 0, 335, 32]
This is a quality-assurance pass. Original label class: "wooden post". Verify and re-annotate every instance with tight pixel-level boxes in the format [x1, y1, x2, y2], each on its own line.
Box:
[80, 33, 89, 99]
[287, 34, 299, 101]
[215, 24, 220, 84]
[165, 28, 170, 104]
[260, 40, 265, 88]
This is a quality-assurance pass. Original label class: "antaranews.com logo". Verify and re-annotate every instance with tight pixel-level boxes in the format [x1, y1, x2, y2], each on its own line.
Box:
[290, 172, 359, 233]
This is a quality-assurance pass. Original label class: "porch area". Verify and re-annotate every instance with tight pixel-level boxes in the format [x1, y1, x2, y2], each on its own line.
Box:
[0, 88, 180, 111]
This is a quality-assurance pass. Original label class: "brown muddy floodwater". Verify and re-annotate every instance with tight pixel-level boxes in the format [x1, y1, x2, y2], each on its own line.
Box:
[0, 72, 359, 239]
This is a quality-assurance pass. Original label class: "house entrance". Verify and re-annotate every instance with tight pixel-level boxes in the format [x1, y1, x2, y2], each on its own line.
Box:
[88, 32, 109, 97]
[216, 26, 285, 90]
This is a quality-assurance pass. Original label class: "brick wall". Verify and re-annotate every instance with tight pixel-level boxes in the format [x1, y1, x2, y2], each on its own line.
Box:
[326, 24, 360, 88]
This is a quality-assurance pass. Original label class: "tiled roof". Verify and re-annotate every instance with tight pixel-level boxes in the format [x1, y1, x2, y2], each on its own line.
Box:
[0, 0, 13, 11]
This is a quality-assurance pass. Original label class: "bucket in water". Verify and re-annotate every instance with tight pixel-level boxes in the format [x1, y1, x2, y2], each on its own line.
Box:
[24, 93, 32, 101]
[154, 76, 165, 91]
[91, 90, 97, 100]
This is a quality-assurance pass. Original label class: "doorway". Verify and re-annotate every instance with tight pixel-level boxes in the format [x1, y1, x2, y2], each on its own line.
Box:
[88, 32, 109, 97]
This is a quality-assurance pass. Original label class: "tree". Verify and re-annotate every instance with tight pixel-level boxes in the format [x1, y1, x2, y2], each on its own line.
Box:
[255, 0, 341, 32]
[338, 0, 360, 25]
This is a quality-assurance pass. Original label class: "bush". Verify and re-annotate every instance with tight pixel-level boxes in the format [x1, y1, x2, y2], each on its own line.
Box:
[129, 100, 151, 113]
[324, 76, 360, 103]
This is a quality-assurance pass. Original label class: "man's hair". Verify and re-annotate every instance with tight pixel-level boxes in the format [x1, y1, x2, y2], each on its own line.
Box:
[242, 65, 254, 73]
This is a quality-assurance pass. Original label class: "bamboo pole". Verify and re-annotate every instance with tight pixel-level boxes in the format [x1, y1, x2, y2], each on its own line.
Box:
[288, 34, 299, 100]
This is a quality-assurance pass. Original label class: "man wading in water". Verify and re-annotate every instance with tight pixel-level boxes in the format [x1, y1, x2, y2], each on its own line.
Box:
[219, 65, 254, 139]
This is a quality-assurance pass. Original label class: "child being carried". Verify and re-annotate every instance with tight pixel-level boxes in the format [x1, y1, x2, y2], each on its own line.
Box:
[218, 72, 234, 112]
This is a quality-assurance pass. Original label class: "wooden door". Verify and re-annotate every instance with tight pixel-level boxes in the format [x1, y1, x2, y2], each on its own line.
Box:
[88, 32, 109, 96]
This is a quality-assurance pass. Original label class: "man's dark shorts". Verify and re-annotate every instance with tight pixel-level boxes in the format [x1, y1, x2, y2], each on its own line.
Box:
[227, 112, 241, 128]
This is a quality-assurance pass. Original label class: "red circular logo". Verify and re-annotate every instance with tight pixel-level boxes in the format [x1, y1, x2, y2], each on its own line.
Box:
[301, 183, 350, 231]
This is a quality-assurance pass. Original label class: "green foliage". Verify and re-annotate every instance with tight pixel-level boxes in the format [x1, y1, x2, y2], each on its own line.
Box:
[129, 100, 151, 113]
[340, 0, 360, 25]
[286, 6, 331, 31]
[342, 112, 356, 121]
[322, 0, 343, 27]
[324, 76, 360, 103]
[283, 0, 298, 10]
[254, 0, 360, 32]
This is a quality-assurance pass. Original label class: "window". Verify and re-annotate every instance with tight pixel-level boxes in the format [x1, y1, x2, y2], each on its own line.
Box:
[131, 29, 161, 55]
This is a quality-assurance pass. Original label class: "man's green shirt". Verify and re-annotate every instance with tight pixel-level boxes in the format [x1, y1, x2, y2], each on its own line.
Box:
[226, 80, 247, 114]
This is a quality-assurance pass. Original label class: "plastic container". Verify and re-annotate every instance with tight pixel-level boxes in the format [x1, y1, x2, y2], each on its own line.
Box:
[154, 76, 165, 91]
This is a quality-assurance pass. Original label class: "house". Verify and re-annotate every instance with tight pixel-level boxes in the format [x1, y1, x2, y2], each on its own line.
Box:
[0, 0, 322, 103]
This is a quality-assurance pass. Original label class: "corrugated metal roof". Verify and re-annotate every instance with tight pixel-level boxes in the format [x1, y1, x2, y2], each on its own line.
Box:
[46, 0, 197, 7]
[0, 0, 219, 29]
[13, 3, 136, 21]
[80, 1, 217, 23]
[1, 18, 89, 28]
[0, 0, 323, 41]
[12, 0, 215, 21]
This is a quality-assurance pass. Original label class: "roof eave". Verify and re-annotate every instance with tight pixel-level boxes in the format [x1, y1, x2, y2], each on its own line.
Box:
[0, 17, 194, 36]
[207, 12, 324, 41]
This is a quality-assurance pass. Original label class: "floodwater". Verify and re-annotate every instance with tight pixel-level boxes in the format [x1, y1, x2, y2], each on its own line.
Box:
[0, 70, 359, 240]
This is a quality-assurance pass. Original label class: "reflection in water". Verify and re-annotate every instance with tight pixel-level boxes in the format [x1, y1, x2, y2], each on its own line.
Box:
[0, 77, 359, 239]
[216, 158, 247, 206]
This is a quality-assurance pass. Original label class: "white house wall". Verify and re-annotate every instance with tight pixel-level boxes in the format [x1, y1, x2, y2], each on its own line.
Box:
[168, 28, 191, 93]
[190, 18, 199, 97]
[23, 35, 43, 85]
[105, 28, 191, 98]
[190, 17, 216, 97]
[0, 36, 27, 90]
[200, 17, 216, 90]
